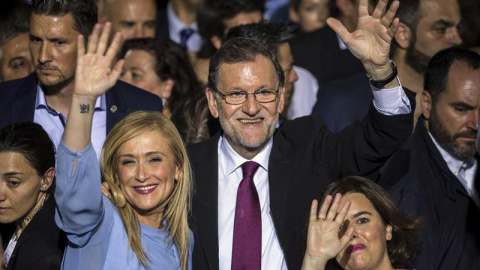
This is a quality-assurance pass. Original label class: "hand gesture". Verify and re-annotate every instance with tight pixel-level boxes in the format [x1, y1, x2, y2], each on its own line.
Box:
[74, 22, 124, 99]
[327, 0, 399, 76]
[302, 194, 354, 270]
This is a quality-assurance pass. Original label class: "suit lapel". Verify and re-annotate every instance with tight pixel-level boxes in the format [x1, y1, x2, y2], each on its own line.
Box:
[11, 74, 37, 123]
[267, 130, 294, 255]
[190, 135, 221, 269]
[105, 85, 128, 134]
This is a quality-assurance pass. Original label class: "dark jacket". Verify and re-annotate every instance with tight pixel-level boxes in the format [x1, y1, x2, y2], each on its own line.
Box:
[5, 196, 66, 270]
[188, 89, 415, 270]
[0, 73, 162, 131]
[379, 118, 480, 270]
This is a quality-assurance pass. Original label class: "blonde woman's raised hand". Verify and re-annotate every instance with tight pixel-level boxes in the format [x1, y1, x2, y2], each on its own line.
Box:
[302, 194, 354, 270]
[74, 22, 124, 100]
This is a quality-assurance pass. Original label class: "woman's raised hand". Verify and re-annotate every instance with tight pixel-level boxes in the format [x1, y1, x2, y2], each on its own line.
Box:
[302, 194, 354, 270]
[74, 22, 124, 100]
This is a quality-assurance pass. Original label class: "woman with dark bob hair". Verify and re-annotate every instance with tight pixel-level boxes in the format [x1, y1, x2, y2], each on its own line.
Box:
[0, 122, 65, 269]
[119, 38, 203, 119]
[302, 176, 422, 270]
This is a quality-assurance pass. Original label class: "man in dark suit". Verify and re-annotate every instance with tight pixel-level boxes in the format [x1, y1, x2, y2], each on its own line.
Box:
[379, 48, 480, 270]
[188, 0, 414, 269]
[0, 0, 162, 158]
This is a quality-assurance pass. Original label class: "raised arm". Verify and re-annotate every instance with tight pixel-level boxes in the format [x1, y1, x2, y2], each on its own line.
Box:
[301, 194, 353, 270]
[63, 22, 123, 151]
[327, 0, 400, 88]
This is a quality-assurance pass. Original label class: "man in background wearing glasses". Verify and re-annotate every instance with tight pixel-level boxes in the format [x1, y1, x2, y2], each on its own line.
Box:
[188, 1, 414, 269]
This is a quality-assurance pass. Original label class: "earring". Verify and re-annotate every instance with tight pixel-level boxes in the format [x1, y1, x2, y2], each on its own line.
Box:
[41, 186, 47, 191]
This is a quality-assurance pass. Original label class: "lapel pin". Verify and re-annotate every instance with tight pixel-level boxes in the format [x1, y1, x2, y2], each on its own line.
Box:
[110, 105, 117, 113]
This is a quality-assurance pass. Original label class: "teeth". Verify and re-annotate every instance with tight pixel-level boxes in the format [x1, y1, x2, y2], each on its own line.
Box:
[240, 119, 261, 124]
[136, 185, 156, 191]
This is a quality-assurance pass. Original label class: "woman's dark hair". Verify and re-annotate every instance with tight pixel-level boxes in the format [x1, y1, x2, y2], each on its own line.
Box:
[119, 38, 203, 113]
[0, 122, 55, 177]
[318, 176, 422, 269]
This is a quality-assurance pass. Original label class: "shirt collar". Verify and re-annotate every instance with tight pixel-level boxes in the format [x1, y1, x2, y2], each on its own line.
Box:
[35, 84, 106, 111]
[219, 135, 273, 177]
[167, 1, 198, 36]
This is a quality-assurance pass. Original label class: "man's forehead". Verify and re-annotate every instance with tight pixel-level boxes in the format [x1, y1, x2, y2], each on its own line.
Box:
[217, 56, 278, 88]
[30, 13, 78, 35]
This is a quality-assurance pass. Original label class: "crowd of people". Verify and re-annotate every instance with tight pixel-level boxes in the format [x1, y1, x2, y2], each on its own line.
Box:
[0, 0, 479, 269]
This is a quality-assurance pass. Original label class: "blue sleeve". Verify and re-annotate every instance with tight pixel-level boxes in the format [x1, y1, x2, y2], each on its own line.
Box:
[54, 141, 104, 246]
[188, 229, 194, 270]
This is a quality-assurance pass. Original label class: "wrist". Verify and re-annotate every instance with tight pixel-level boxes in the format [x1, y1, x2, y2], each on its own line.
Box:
[365, 60, 398, 88]
[302, 255, 329, 270]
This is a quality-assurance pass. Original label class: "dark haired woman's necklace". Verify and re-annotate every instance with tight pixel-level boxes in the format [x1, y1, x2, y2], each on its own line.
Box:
[3, 193, 48, 267]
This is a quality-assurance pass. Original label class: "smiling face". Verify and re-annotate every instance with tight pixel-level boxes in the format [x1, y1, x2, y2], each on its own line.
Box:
[336, 193, 393, 270]
[29, 13, 79, 90]
[206, 55, 284, 159]
[115, 130, 179, 226]
[0, 152, 53, 224]
[423, 60, 480, 161]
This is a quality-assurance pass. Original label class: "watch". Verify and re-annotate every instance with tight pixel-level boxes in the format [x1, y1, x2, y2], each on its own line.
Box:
[366, 60, 398, 88]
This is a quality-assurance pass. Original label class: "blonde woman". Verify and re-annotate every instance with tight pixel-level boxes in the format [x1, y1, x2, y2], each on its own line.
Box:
[54, 22, 192, 270]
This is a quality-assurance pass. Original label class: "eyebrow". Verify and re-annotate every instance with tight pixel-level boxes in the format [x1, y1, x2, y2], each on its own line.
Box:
[432, 19, 456, 28]
[9, 56, 27, 64]
[450, 101, 475, 110]
[3, 172, 24, 176]
[352, 211, 373, 218]
[118, 151, 166, 158]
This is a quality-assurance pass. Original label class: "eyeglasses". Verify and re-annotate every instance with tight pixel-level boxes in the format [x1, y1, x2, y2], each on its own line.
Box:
[212, 84, 280, 105]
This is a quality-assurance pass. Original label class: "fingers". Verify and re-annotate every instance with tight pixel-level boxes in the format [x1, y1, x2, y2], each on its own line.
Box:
[340, 225, 355, 247]
[381, 0, 399, 26]
[388, 18, 400, 38]
[318, 195, 333, 220]
[326, 193, 343, 220]
[87, 24, 101, 55]
[310, 199, 319, 222]
[96, 22, 111, 56]
[105, 32, 123, 64]
[77, 35, 85, 58]
[372, 0, 388, 19]
[110, 59, 125, 83]
[358, 0, 369, 17]
[335, 199, 351, 225]
[326, 18, 350, 45]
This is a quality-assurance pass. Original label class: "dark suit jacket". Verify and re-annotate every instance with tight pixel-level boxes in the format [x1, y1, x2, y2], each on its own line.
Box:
[5, 196, 66, 270]
[0, 73, 162, 131]
[311, 72, 372, 133]
[379, 117, 480, 270]
[290, 26, 365, 84]
[188, 89, 415, 270]
[156, 6, 171, 41]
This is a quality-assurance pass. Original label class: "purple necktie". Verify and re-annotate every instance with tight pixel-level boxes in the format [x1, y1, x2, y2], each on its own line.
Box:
[232, 161, 261, 270]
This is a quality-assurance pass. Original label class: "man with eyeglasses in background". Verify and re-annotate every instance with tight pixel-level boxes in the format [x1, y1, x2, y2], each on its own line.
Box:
[187, 0, 416, 269]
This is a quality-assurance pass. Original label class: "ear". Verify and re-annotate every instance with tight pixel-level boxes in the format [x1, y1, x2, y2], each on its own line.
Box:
[277, 85, 286, 114]
[289, 6, 300, 23]
[394, 22, 412, 50]
[40, 167, 55, 192]
[174, 166, 181, 182]
[206, 89, 220, 118]
[386, 224, 393, 241]
[421, 90, 433, 120]
[160, 78, 175, 99]
[210, 36, 222, 50]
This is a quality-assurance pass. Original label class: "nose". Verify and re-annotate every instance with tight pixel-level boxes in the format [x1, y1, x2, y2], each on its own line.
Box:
[135, 163, 150, 182]
[242, 92, 261, 116]
[0, 184, 6, 201]
[133, 24, 144, 38]
[467, 110, 479, 131]
[448, 27, 463, 46]
[38, 43, 52, 64]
